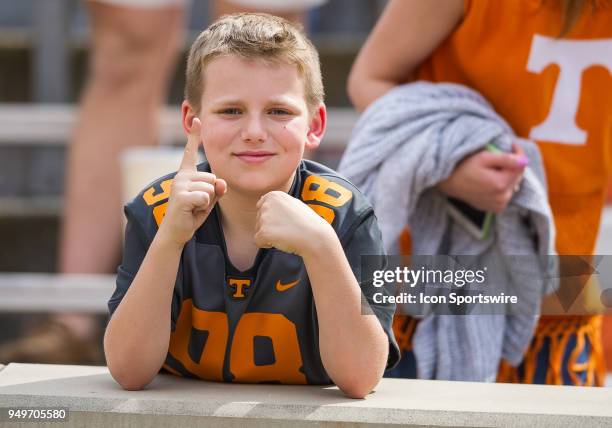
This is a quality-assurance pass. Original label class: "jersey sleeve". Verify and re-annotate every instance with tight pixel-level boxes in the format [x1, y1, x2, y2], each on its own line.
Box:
[108, 204, 151, 316]
[341, 210, 401, 370]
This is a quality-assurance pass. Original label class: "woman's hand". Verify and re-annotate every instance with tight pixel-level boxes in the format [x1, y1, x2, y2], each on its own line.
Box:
[438, 144, 528, 213]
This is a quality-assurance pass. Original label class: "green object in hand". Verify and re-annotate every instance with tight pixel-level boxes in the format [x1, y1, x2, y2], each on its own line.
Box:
[480, 143, 504, 239]
[485, 142, 504, 154]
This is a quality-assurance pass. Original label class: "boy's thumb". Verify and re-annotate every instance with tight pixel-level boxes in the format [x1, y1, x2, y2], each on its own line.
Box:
[214, 178, 228, 198]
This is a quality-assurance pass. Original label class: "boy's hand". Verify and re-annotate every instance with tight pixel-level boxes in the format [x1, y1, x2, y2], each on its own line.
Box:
[438, 143, 528, 213]
[158, 118, 227, 247]
[255, 191, 335, 256]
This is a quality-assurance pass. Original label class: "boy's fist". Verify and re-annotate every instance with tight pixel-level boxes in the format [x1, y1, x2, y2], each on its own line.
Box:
[159, 118, 227, 247]
[254, 191, 334, 256]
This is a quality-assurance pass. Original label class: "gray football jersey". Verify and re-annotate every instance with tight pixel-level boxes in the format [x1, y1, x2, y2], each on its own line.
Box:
[110, 160, 399, 384]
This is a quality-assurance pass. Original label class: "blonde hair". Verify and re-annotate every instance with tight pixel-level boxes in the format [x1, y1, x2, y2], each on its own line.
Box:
[185, 13, 324, 114]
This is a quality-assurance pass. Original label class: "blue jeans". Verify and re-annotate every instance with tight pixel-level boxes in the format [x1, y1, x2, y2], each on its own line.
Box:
[385, 349, 418, 379]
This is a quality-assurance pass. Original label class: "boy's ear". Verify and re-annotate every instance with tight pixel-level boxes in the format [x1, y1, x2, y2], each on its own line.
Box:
[181, 100, 199, 136]
[305, 103, 326, 150]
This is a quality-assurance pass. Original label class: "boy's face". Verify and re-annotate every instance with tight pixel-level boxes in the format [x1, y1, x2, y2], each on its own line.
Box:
[183, 55, 325, 196]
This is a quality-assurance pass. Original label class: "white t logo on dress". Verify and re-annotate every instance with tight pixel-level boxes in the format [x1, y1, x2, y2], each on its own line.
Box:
[526, 34, 612, 145]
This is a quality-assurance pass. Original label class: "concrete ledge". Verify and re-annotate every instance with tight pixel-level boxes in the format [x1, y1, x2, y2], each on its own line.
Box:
[0, 363, 611, 427]
[0, 273, 113, 313]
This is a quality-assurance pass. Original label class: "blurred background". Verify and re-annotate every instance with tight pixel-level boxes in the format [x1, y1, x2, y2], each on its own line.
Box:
[0, 0, 387, 272]
[0, 0, 611, 372]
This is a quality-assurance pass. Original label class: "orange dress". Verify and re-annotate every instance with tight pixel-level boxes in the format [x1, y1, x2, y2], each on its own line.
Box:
[393, 0, 612, 385]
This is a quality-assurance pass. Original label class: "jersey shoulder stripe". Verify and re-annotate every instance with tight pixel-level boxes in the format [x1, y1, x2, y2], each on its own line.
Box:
[124, 162, 211, 241]
[298, 160, 375, 239]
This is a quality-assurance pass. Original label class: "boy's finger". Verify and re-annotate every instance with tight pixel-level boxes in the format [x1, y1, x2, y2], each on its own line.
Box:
[184, 191, 210, 209]
[254, 231, 273, 249]
[184, 171, 216, 184]
[256, 194, 267, 210]
[206, 178, 227, 211]
[188, 181, 215, 194]
[180, 118, 202, 171]
[214, 178, 227, 198]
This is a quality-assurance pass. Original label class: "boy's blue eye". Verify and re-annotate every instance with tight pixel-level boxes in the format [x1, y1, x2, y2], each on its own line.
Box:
[220, 108, 241, 115]
[269, 108, 291, 116]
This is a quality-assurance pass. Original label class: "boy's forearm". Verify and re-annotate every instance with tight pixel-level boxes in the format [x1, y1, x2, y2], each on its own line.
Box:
[104, 232, 183, 390]
[301, 235, 388, 398]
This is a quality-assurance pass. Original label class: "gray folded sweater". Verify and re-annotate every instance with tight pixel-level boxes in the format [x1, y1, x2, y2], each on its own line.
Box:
[338, 82, 558, 381]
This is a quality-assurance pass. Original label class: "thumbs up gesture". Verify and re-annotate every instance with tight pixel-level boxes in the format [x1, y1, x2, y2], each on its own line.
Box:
[158, 118, 227, 247]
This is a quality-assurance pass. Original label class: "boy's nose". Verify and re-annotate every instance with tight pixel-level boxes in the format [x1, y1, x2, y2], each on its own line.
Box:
[241, 116, 267, 143]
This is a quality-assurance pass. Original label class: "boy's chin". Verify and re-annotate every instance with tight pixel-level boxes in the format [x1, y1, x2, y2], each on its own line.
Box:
[229, 174, 294, 197]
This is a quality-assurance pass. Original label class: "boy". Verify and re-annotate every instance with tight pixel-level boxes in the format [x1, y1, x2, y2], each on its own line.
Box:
[104, 13, 399, 398]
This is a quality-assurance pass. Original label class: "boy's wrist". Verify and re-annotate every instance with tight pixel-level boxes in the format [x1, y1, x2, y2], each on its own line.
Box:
[298, 223, 339, 261]
[153, 226, 187, 254]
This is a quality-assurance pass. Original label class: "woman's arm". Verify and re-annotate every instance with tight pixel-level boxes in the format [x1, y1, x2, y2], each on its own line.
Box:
[348, 0, 526, 213]
[347, 0, 464, 112]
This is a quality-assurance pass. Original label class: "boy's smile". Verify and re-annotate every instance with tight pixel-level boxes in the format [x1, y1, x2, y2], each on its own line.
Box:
[233, 150, 276, 165]
[186, 54, 325, 196]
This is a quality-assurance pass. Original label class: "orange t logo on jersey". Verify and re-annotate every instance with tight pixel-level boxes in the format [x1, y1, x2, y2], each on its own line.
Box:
[227, 278, 252, 299]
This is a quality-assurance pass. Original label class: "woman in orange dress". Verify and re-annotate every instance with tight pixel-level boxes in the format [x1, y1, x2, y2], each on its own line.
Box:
[348, 0, 612, 385]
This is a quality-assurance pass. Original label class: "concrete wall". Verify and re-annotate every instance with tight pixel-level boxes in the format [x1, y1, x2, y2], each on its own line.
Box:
[1, 363, 611, 427]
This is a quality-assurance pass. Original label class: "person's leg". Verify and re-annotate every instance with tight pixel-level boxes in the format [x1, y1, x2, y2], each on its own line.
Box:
[60, 1, 184, 276]
[0, 2, 186, 365]
[56, 1, 186, 340]
[212, 0, 307, 24]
